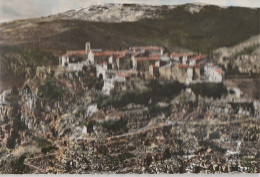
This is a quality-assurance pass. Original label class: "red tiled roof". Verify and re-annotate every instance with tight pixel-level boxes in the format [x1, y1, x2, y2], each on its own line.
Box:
[61, 50, 86, 57]
[116, 73, 130, 77]
[171, 52, 193, 58]
[135, 55, 161, 62]
[93, 50, 126, 57]
[215, 68, 224, 75]
[66, 50, 86, 56]
[130, 46, 163, 51]
[178, 64, 189, 69]
[132, 52, 145, 57]
[190, 55, 206, 61]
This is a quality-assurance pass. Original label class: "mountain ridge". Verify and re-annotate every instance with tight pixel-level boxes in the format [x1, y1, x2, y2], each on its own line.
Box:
[0, 3, 226, 25]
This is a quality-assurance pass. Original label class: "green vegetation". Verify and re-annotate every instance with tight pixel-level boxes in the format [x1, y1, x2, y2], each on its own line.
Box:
[149, 105, 172, 117]
[95, 79, 104, 91]
[75, 108, 85, 118]
[58, 5, 258, 53]
[229, 102, 254, 114]
[6, 112, 26, 149]
[122, 4, 138, 7]
[199, 140, 226, 153]
[101, 118, 128, 133]
[6, 130, 20, 149]
[73, 70, 104, 90]
[98, 145, 109, 155]
[0, 46, 58, 92]
[38, 79, 65, 100]
[226, 63, 244, 75]
[100, 89, 151, 108]
[0, 46, 58, 66]
[34, 137, 58, 154]
[99, 80, 185, 109]
[10, 155, 32, 174]
[209, 131, 221, 140]
[109, 152, 134, 167]
[242, 156, 257, 173]
[190, 83, 227, 99]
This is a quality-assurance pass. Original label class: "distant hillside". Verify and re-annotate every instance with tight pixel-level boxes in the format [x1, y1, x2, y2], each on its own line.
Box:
[44, 3, 176, 23]
[0, 4, 259, 92]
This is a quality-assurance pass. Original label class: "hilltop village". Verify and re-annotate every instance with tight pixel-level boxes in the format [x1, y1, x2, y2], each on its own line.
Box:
[0, 42, 259, 173]
[59, 42, 224, 95]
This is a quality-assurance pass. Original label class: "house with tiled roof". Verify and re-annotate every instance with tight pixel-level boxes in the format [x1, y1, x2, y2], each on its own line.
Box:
[60, 53, 89, 71]
[59, 42, 95, 71]
[171, 52, 193, 63]
[204, 63, 224, 82]
[159, 53, 207, 84]
[129, 46, 164, 55]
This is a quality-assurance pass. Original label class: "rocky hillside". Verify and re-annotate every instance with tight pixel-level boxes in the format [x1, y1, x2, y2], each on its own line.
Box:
[45, 4, 176, 23]
[0, 65, 259, 173]
[212, 35, 260, 99]
[0, 3, 259, 93]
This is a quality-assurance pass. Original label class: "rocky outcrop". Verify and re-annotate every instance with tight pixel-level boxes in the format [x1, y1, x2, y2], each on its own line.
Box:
[46, 4, 176, 23]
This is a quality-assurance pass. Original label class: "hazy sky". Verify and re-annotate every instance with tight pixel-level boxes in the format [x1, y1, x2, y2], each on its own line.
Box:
[0, 0, 259, 22]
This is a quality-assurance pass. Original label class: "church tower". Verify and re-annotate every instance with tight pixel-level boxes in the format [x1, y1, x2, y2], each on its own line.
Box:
[85, 42, 91, 55]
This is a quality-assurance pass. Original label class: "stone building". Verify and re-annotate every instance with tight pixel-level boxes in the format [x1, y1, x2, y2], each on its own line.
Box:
[159, 63, 201, 84]
[204, 63, 224, 83]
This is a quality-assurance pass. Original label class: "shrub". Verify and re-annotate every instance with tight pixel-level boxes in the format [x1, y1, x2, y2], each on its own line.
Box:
[199, 141, 226, 153]
[209, 132, 221, 140]
[99, 80, 185, 109]
[34, 137, 58, 154]
[38, 79, 65, 100]
[190, 83, 227, 99]
[101, 118, 128, 133]
[242, 156, 256, 173]
[149, 105, 172, 117]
